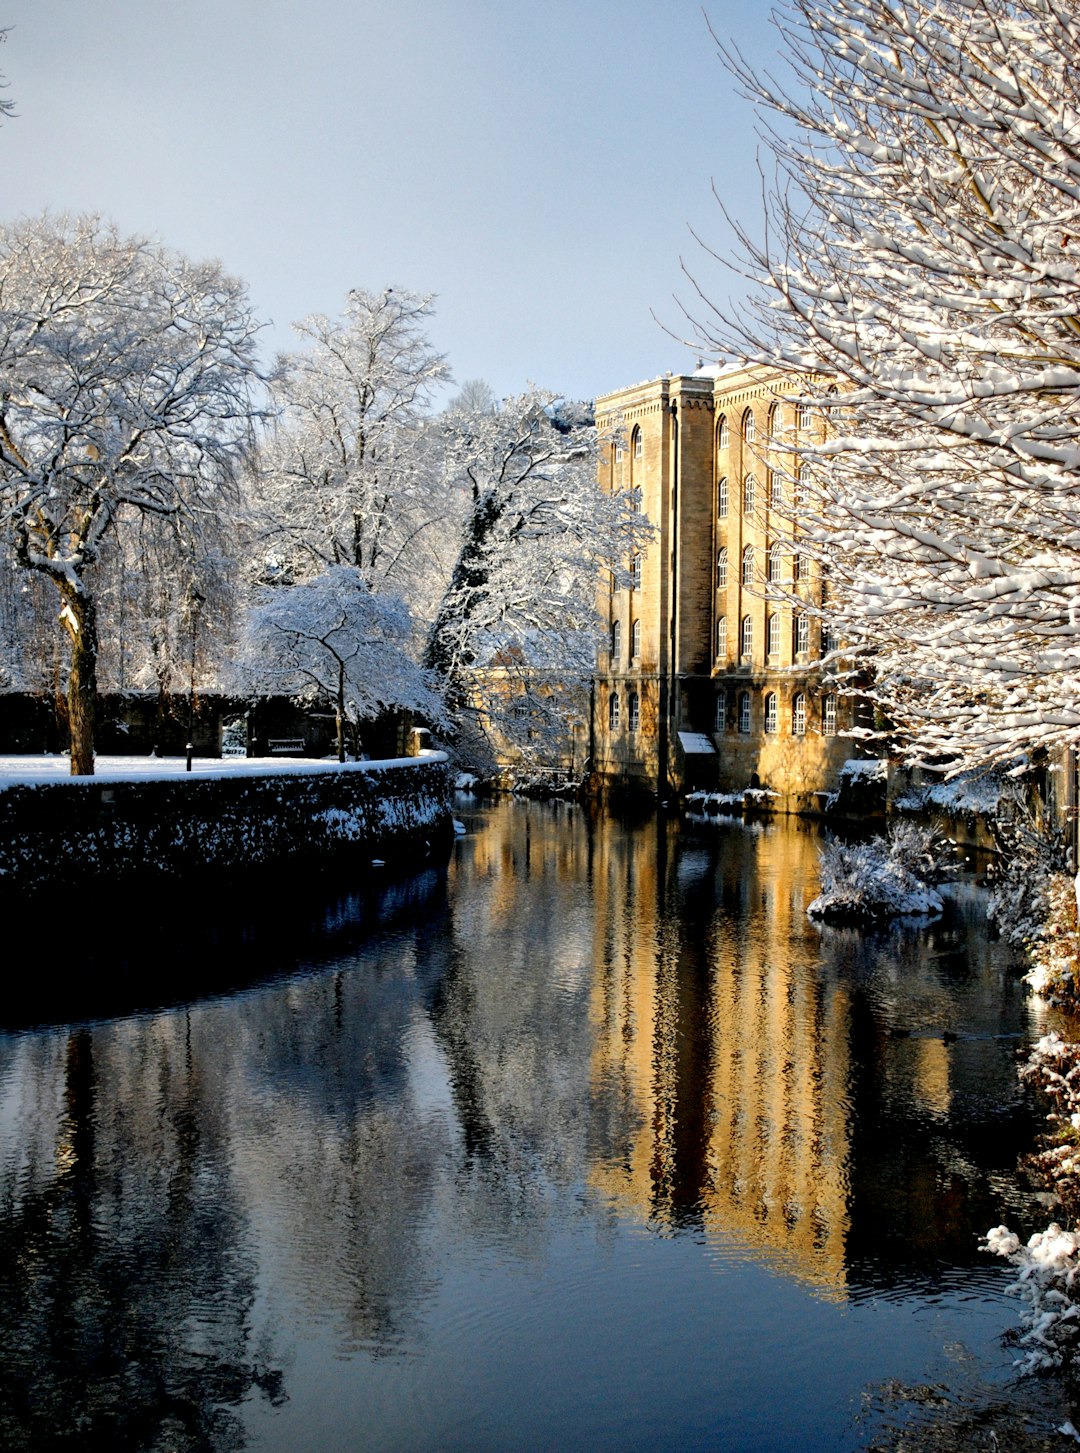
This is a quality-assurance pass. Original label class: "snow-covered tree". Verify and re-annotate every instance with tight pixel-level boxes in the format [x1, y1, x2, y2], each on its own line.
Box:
[0, 214, 263, 773]
[244, 566, 444, 762]
[252, 289, 452, 602]
[691, 0, 1080, 770]
[424, 389, 646, 762]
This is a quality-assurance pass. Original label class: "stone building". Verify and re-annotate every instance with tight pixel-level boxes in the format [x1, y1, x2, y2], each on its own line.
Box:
[591, 363, 859, 809]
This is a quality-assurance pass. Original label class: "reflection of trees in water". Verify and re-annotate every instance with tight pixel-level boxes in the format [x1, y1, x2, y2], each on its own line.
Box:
[0, 1025, 283, 1453]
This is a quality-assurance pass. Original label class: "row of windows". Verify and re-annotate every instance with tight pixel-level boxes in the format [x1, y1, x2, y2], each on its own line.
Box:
[717, 396, 834, 451]
[716, 543, 810, 587]
[607, 687, 838, 737]
[610, 618, 642, 659]
[716, 613, 836, 660]
[718, 471, 806, 518]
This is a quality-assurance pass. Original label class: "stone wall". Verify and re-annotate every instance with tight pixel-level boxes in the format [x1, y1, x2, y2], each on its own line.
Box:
[0, 756, 453, 892]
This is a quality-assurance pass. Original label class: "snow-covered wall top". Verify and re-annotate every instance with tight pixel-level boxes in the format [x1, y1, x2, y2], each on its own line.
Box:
[0, 755, 453, 891]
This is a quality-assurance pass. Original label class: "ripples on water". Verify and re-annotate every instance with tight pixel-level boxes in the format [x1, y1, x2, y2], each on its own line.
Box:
[0, 799, 1068, 1450]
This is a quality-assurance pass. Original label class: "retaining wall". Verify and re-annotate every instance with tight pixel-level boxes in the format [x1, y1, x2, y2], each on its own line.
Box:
[0, 756, 453, 892]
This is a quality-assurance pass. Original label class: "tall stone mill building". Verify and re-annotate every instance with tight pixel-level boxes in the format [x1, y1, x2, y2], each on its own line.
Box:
[590, 363, 857, 809]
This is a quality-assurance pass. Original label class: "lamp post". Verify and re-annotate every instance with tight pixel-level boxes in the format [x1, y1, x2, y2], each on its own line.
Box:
[185, 587, 204, 772]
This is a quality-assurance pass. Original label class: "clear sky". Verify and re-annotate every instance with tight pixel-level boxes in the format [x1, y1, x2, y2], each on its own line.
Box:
[0, 0, 782, 403]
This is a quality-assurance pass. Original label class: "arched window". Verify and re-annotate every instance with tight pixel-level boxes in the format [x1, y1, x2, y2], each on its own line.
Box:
[609, 692, 620, 731]
[717, 475, 729, 517]
[794, 612, 810, 656]
[717, 414, 729, 450]
[766, 613, 780, 658]
[716, 546, 728, 588]
[741, 544, 754, 585]
[743, 473, 756, 515]
[740, 614, 753, 660]
[630, 618, 641, 657]
[792, 467, 804, 513]
[767, 541, 784, 583]
[797, 398, 813, 431]
[632, 426, 643, 459]
[767, 402, 779, 442]
[742, 408, 756, 443]
[611, 619, 621, 660]
[630, 553, 642, 589]
[792, 692, 807, 737]
[823, 693, 837, 736]
[769, 473, 783, 511]
[716, 615, 727, 659]
[715, 690, 727, 731]
[738, 691, 752, 734]
[794, 550, 809, 582]
[627, 692, 640, 732]
[764, 692, 778, 733]
[822, 621, 838, 655]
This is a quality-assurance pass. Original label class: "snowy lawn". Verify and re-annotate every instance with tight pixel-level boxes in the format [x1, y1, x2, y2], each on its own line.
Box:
[0, 753, 444, 790]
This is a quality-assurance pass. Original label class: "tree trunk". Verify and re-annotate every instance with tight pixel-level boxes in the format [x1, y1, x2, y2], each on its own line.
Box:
[336, 661, 346, 763]
[58, 582, 98, 776]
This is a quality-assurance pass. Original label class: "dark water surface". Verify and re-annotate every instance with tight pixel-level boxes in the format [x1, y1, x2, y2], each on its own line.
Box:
[0, 799, 1067, 1450]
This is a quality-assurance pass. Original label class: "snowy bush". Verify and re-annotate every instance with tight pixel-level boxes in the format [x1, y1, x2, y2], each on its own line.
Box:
[807, 823, 946, 923]
[989, 809, 1080, 1007]
[983, 1222, 1080, 1374]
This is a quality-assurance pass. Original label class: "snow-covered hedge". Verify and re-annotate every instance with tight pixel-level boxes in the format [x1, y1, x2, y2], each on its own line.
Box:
[807, 822, 945, 923]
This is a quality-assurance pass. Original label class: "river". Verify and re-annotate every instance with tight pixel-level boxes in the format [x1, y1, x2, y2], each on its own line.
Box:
[0, 797, 1067, 1450]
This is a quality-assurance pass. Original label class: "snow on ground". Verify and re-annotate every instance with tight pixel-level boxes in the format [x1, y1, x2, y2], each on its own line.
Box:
[0, 753, 445, 790]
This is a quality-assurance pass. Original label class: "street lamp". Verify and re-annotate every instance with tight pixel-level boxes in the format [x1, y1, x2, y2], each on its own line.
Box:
[185, 587, 204, 772]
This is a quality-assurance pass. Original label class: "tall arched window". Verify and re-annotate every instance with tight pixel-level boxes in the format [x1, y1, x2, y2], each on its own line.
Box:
[716, 546, 728, 588]
[715, 690, 727, 731]
[717, 414, 729, 450]
[738, 691, 752, 733]
[630, 618, 641, 657]
[630, 553, 642, 589]
[741, 544, 754, 585]
[794, 550, 809, 582]
[767, 541, 784, 583]
[740, 614, 753, 660]
[792, 692, 807, 737]
[794, 612, 809, 656]
[742, 408, 756, 443]
[766, 613, 780, 658]
[717, 475, 729, 517]
[743, 473, 756, 515]
[797, 398, 813, 431]
[764, 692, 778, 733]
[609, 692, 620, 730]
[611, 619, 621, 661]
[632, 426, 643, 459]
[716, 615, 727, 659]
[627, 692, 640, 732]
[823, 694, 837, 736]
[767, 402, 779, 442]
[769, 472, 783, 511]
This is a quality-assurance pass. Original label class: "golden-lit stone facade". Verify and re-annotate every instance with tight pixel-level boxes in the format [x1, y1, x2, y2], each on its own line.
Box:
[593, 365, 857, 808]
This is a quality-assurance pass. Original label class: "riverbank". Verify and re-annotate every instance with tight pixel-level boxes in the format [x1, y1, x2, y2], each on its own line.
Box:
[0, 752, 453, 892]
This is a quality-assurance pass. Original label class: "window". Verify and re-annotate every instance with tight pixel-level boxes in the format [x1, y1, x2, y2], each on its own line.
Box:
[627, 692, 640, 732]
[738, 691, 752, 734]
[609, 692, 620, 731]
[743, 473, 756, 515]
[793, 692, 807, 737]
[716, 615, 727, 659]
[767, 541, 784, 583]
[630, 553, 642, 589]
[767, 403, 779, 442]
[823, 693, 837, 736]
[632, 427, 643, 459]
[630, 618, 641, 658]
[615, 436, 625, 461]
[794, 550, 809, 582]
[764, 692, 778, 733]
[717, 415, 729, 450]
[717, 475, 729, 517]
[715, 691, 727, 731]
[792, 468, 805, 513]
[794, 612, 809, 656]
[797, 399, 813, 431]
[766, 613, 780, 657]
[740, 614, 753, 660]
[769, 473, 783, 511]
[742, 408, 755, 443]
[716, 546, 728, 588]
[741, 544, 754, 586]
[611, 619, 621, 661]
[822, 621, 838, 654]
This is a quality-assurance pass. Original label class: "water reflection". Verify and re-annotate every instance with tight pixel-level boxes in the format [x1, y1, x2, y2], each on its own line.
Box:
[0, 798, 1051, 1451]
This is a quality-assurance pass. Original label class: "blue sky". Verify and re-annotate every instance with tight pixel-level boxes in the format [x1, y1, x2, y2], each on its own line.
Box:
[1, 0, 782, 402]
